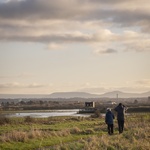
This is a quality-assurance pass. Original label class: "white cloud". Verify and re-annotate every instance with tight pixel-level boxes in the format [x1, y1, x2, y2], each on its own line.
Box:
[0, 82, 49, 89]
[121, 31, 150, 52]
[135, 79, 150, 85]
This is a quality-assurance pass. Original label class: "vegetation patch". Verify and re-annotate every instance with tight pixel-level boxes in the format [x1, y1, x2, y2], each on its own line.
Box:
[0, 113, 150, 150]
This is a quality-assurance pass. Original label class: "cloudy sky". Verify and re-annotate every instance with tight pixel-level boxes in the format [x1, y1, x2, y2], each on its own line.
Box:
[0, 0, 150, 94]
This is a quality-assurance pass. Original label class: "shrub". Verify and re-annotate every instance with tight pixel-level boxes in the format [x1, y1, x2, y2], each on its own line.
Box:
[24, 116, 34, 123]
[70, 127, 81, 134]
[0, 116, 11, 125]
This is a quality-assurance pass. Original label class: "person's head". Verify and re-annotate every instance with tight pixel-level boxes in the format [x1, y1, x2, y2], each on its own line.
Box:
[107, 108, 111, 112]
[119, 103, 122, 106]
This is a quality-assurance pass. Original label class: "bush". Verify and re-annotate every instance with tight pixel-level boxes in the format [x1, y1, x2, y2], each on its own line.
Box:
[0, 116, 11, 125]
[70, 127, 81, 134]
[24, 116, 34, 123]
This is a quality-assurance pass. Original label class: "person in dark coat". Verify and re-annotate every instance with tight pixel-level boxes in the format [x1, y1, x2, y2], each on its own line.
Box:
[105, 108, 115, 135]
[114, 103, 127, 133]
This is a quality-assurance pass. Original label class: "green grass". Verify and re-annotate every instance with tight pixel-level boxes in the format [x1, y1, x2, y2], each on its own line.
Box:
[0, 114, 150, 150]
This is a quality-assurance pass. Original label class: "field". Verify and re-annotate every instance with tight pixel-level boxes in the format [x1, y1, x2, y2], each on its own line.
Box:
[0, 113, 150, 150]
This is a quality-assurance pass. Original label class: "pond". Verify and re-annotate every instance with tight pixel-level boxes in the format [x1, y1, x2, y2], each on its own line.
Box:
[2, 109, 93, 118]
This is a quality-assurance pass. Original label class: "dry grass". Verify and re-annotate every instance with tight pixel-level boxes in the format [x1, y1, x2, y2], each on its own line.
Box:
[1, 131, 28, 142]
[43, 113, 150, 150]
[0, 128, 72, 143]
[0, 113, 150, 150]
[70, 127, 81, 134]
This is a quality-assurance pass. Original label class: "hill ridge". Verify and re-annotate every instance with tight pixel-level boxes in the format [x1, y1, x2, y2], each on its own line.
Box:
[0, 91, 150, 98]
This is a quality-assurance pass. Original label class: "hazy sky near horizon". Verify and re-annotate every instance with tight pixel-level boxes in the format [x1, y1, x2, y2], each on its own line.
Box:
[0, 0, 150, 94]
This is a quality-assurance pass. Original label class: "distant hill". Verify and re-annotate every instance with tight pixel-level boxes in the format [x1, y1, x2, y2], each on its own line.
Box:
[48, 92, 99, 98]
[99, 91, 150, 98]
[0, 91, 150, 99]
[48, 91, 150, 98]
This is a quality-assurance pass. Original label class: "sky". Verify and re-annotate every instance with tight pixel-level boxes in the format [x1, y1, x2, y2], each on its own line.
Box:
[0, 0, 150, 94]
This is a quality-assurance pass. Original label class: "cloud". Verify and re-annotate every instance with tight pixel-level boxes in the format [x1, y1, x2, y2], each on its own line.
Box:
[0, 82, 49, 89]
[0, 82, 23, 88]
[0, 0, 150, 26]
[0, 0, 87, 20]
[95, 48, 118, 55]
[0, 27, 115, 43]
[0, 0, 150, 53]
[0, 82, 53, 94]
[27, 83, 48, 88]
[120, 31, 150, 52]
[135, 79, 150, 85]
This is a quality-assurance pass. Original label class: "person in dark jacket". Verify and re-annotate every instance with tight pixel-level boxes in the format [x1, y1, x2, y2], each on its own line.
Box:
[114, 103, 127, 133]
[105, 108, 115, 135]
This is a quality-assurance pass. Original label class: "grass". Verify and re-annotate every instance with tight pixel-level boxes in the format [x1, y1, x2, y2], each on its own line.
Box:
[0, 114, 150, 150]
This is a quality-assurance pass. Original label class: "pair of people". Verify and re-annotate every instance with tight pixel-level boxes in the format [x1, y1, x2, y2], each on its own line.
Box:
[105, 103, 127, 135]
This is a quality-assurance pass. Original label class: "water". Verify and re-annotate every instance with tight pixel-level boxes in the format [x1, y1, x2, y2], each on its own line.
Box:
[2, 109, 92, 118]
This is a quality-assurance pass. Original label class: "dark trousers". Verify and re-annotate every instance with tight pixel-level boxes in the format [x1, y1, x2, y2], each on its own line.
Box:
[117, 120, 124, 133]
[107, 124, 114, 135]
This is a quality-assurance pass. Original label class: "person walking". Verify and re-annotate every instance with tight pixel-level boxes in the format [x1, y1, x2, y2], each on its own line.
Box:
[105, 108, 115, 135]
[114, 103, 127, 134]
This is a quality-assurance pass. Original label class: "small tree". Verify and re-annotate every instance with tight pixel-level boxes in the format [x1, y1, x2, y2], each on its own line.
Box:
[134, 99, 138, 104]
